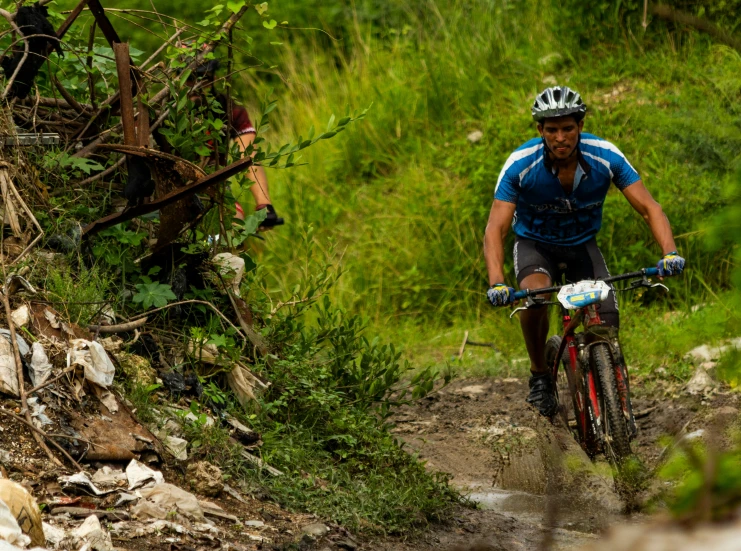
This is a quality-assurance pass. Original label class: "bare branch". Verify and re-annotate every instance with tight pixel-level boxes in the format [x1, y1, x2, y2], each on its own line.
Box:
[0, 8, 30, 101]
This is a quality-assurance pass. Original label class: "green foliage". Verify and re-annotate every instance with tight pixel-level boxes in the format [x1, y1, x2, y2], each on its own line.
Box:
[132, 282, 177, 309]
[215, 230, 457, 531]
[560, 0, 741, 46]
[249, 0, 738, 340]
[42, 153, 104, 179]
[660, 441, 741, 521]
[44, 267, 110, 325]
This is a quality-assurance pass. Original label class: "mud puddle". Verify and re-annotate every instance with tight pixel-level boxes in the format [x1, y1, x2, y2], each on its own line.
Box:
[467, 485, 599, 533]
[385, 374, 740, 550]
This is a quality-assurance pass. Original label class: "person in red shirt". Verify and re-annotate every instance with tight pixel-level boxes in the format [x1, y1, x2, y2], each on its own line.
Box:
[185, 55, 284, 229]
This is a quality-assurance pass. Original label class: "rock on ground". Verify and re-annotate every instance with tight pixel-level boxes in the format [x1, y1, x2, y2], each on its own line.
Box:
[187, 461, 224, 497]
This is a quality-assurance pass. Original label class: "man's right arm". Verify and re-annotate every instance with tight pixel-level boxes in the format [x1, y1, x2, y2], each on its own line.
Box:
[484, 200, 517, 285]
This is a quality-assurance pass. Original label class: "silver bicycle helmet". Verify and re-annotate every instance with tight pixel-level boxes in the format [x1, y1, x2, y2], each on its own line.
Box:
[531, 86, 587, 122]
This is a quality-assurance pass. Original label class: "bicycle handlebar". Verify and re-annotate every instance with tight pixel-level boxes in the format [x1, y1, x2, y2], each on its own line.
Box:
[512, 266, 660, 300]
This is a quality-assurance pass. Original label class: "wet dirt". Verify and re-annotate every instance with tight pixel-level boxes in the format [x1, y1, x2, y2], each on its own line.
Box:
[381, 374, 741, 550]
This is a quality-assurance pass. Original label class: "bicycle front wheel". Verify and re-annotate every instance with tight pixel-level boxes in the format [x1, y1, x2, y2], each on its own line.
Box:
[592, 342, 632, 464]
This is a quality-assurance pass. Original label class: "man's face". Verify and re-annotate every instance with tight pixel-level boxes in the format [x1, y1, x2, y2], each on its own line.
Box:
[537, 116, 584, 160]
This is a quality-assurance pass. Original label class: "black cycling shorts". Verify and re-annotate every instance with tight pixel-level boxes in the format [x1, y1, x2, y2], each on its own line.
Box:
[513, 236, 619, 328]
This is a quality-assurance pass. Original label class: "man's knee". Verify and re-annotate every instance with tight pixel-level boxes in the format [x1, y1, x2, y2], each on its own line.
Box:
[519, 272, 551, 291]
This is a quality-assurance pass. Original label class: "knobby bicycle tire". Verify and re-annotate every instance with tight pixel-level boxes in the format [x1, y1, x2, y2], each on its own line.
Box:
[592, 342, 632, 464]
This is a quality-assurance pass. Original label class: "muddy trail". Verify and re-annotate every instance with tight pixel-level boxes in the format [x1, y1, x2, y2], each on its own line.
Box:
[380, 374, 739, 550]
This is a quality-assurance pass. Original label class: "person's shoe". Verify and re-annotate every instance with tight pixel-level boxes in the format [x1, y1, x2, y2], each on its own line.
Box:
[257, 204, 284, 229]
[526, 373, 558, 418]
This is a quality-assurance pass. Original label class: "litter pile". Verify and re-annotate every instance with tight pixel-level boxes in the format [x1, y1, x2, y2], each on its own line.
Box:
[0, 257, 358, 546]
[0, 1, 370, 549]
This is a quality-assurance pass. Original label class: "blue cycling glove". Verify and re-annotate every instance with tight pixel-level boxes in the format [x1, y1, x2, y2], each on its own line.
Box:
[487, 283, 516, 307]
[657, 251, 685, 277]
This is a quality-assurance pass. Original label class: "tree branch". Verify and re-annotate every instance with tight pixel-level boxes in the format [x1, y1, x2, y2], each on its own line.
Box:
[650, 4, 741, 52]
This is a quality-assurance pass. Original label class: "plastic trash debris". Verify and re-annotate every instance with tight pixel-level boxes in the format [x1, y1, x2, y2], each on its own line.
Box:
[43, 309, 60, 330]
[213, 252, 245, 295]
[159, 371, 186, 397]
[223, 484, 248, 504]
[131, 483, 204, 521]
[27, 397, 52, 428]
[4, 276, 36, 297]
[9, 306, 28, 329]
[42, 522, 65, 547]
[97, 304, 116, 326]
[0, 496, 29, 548]
[72, 515, 112, 551]
[90, 467, 126, 488]
[68, 340, 115, 388]
[227, 364, 263, 407]
[125, 459, 164, 491]
[0, 330, 29, 357]
[0, 479, 45, 546]
[224, 414, 260, 445]
[112, 519, 187, 538]
[162, 435, 187, 461]
[199, 500, 238, 522]
[113, 493, 138, 508]
[0, 330, 30, 398]
[58, 472, 117, 497]
[28, 343, 52, 387]
[0, 339, 18, 397]
[184, 411, 214, 427]
[90, 386, 118, 414]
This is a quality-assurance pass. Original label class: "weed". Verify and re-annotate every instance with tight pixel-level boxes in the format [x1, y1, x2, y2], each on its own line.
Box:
[44, 266, 110, 325]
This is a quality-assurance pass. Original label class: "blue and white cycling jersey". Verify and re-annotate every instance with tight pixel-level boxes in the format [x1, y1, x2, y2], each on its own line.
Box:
[494, 133, 640, 246]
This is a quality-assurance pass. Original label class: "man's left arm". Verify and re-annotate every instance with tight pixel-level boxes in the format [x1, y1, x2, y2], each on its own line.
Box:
[232, 132, 272, 211]
[621, 181, 677, 256]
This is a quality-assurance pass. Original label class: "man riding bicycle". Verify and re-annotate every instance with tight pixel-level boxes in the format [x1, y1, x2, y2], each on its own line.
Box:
[483, 86, 685, 418]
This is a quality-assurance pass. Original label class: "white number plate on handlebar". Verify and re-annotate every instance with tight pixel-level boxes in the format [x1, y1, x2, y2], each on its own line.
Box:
[557, 280, 611, 310]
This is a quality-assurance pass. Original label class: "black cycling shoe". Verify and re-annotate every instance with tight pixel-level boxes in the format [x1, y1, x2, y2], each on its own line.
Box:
[526, 373, 558, 418]
[258, 204, 284, 229]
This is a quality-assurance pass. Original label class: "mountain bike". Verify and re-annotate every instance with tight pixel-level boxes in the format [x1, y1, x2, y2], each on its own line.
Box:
[509, 267, 668, 466]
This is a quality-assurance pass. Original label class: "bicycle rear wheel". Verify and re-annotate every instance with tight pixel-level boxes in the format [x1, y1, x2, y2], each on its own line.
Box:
[591, 342, 632, 464]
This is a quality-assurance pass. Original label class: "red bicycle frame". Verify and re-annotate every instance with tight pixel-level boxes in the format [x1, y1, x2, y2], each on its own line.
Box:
[555, 304, 605, 449]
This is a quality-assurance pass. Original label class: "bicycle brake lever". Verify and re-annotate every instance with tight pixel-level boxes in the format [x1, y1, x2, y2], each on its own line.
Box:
[509, 306, 528, 319]
[650, 282, 669, 292]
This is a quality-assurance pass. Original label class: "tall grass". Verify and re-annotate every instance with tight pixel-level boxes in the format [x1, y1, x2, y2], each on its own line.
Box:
[235, 0, 738, 341]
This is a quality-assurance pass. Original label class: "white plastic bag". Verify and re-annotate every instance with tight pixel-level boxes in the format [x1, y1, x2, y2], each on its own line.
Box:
[0, 339, 18, 397]
[29, 343, 52, 388]
[132, 483, 204, 521]
[213, 252, 245, 296]
[125, 459, 164, 491]
[68, 340, 115, 388]
[0, 498, 28, 548]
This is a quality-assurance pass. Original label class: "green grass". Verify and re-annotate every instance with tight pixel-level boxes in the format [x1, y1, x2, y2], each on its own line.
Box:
[364, 287, 741, 385]
[228, 0, 741, 349]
